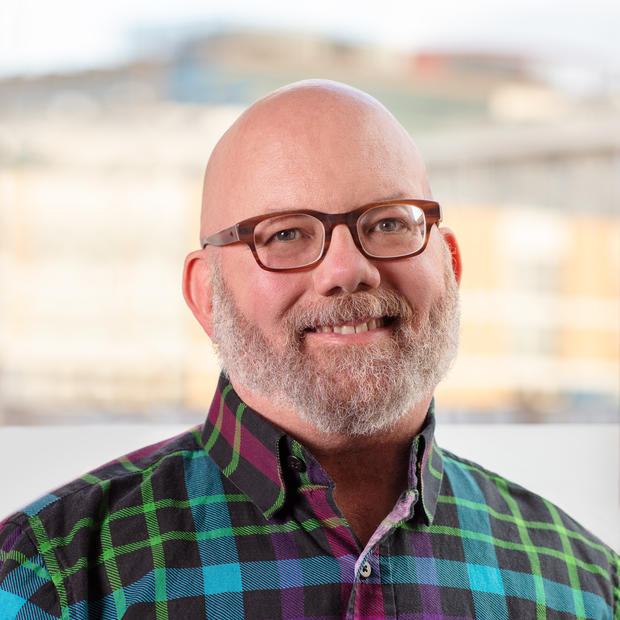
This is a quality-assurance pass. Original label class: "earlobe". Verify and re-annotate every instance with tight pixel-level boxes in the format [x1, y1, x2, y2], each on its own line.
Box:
[439, 227, 462, 286]
[182, 251, 214, 337]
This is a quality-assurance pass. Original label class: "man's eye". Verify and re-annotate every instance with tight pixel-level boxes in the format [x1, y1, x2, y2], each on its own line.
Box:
[270, 228, 300, 242]
[373, 218, 406, 233]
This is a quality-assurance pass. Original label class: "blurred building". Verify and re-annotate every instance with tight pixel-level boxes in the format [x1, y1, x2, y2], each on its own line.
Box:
[0, 30, 618, 423]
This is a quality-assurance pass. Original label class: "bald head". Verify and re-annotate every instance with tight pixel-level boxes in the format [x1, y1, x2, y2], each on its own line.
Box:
[200, 80, 432, 239]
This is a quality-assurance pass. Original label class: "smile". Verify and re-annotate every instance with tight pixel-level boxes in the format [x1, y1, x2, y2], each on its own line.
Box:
[307, 317, 393, 334]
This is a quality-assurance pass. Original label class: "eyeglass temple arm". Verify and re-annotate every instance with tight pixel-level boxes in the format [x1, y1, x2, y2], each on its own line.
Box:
[201, 225, 240, 249]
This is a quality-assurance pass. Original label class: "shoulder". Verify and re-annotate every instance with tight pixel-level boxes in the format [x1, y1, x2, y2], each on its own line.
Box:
[3, 425, 206, 525]
[438, 446, 617, 555]
[436, 447, 619, 614]
[0, 425, 218, 616]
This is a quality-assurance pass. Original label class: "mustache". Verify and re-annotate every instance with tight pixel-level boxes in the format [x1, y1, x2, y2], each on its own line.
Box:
[283, 289, 415, 333]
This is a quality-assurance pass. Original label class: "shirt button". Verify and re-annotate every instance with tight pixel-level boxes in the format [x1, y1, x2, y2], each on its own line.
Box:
[359, 561, 372, 579]
[287, 456, 306, 473]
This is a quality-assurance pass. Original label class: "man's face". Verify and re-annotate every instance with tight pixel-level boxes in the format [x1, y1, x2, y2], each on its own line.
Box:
[191, 85, 461, 435]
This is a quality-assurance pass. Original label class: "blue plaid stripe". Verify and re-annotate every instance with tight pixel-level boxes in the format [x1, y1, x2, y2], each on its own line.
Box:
[182, 450, 245, 617]
[1, 554, 50, 602]
[53, 557, 358, 616]
[391, 557, 611, 618]
[0, 592, 61, 620]
[0, 587, 58, 620]
[446, 457, 510, 617]
[21, 496, 59, 519]
[0, 591, 26, 619]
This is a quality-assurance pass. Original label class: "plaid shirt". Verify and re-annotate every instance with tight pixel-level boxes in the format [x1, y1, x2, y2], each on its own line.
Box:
[1, 375, 618, 619]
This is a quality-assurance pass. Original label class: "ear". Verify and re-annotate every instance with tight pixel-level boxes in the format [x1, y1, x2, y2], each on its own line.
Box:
[182, 250, 214, 337]
[439, 227, 462, 286]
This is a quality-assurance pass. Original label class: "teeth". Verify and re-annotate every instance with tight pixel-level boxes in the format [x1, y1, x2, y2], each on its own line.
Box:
[333, 325, 353, 334]
[314, 318, 385, 334]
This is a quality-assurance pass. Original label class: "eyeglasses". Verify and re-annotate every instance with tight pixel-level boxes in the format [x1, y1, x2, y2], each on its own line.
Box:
[200, 199, 442, 272]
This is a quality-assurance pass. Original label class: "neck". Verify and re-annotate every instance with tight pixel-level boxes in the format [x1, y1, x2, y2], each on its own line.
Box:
[309, 416, 424, 547]
[231, 378, 430, 547]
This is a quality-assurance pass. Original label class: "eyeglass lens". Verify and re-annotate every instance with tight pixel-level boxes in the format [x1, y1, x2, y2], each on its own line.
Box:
[253, 204, 427, 269]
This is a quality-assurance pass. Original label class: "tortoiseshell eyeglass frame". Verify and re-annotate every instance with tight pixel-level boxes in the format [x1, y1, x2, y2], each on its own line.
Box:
[200, 199, 442, 272]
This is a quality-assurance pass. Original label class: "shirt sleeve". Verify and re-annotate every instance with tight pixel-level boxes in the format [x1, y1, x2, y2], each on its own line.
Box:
[0, 518, 61, 619]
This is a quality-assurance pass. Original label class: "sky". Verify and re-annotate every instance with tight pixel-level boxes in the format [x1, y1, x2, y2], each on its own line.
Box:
[1, 0, 620, 77]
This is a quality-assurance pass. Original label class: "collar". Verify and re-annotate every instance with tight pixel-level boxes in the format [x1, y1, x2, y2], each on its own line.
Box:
[201, 373, 444, 525]
[410, 399, 444, 526]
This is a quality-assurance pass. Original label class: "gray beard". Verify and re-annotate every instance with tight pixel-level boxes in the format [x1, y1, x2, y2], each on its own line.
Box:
[209, 252, 460, 436]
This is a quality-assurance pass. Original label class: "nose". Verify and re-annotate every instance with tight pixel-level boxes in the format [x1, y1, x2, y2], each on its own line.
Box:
[311, 224, 381, 296]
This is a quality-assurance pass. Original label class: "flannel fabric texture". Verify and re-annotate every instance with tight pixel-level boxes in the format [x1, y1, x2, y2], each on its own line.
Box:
[1, 374, 618, 619]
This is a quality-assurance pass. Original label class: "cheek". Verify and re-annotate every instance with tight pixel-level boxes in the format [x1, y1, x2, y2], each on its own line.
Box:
[221, 252, 306, 327]
[380, 252, 446, 314]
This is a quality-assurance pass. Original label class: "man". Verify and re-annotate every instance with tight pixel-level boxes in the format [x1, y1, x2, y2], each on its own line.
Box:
[0, 80, 617, 619]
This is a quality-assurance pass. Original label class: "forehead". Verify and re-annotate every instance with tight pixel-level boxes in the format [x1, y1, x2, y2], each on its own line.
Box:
[202, 88, 429, 233]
